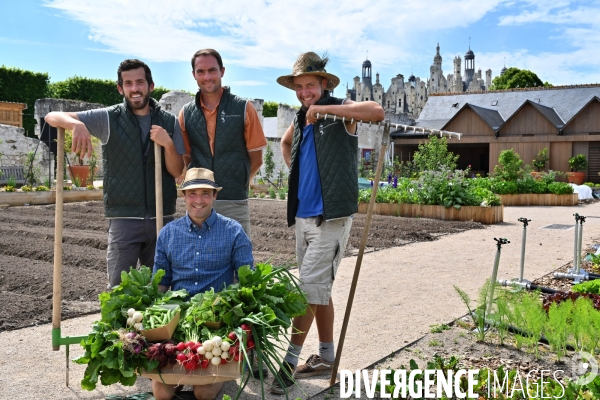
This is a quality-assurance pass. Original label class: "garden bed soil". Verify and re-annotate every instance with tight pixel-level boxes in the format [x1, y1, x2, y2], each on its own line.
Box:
[2, 200, 600, 399]
[0, 198, 483, 332]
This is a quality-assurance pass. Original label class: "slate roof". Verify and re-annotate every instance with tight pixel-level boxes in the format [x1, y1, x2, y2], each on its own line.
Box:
[417, 86, 600, 130]
[441, 103, 504, 131]
[564, 96, 600, 128]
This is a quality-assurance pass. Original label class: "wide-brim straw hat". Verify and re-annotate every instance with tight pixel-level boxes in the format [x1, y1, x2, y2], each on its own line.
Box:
[177, 168, 222, 192]
[277, 52, 340, 91]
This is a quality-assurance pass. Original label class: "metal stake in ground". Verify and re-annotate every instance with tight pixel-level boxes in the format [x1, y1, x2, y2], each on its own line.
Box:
[330, 120, 391, 387]
[575, 215, 587, 278]
[486, 238, 510, 316]
[517, 218, 531, 283]
[571, 213, 580, 275]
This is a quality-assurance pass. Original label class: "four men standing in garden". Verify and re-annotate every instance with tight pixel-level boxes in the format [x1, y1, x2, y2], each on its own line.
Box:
[46, 48, 386, 398]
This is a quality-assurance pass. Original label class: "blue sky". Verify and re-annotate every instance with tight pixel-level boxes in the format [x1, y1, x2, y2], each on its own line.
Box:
[2, 0, 600, 106]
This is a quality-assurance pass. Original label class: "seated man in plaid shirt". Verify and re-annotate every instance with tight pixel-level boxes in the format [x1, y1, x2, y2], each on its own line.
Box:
[152, 167, 253, 400]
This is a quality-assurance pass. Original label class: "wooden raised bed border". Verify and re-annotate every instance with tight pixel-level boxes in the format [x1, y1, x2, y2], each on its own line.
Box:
[498, 193, 578, 206]
[357, 203, 503, 225]
[0, 190, 102, 206]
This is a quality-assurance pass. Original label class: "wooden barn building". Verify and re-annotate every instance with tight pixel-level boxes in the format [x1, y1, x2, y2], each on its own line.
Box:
[392, 85, 600, 182]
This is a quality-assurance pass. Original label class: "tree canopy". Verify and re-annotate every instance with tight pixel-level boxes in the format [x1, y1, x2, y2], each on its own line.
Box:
[490, 68, 550, 90]
[262, 101, 278, 117]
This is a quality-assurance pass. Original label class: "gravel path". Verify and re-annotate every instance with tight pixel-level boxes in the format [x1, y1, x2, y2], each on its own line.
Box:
[2, 203, 599, 399]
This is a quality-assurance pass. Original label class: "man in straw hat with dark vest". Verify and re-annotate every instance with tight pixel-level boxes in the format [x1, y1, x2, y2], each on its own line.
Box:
[45, 59, 185, 289]
[151, 167, 253, 399]
[271, 52, 384, 394]
[179, 48, 267, 237]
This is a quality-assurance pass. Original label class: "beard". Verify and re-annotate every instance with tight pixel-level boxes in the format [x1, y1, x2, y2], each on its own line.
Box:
[125, 91, 151, 110]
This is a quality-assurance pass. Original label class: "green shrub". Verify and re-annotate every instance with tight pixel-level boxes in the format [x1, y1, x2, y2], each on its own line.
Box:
[532, 147, 549, 172]
[0, 66, 50, 137]
[262, 101, 278, 117]
[49, 76, 170, 106]
[412, 135, 459, 172]
[21, 185, 32, 192]
[568, 154, 588, 172]
[5, 186, 15, 192]
[470, 187, 501, 206]
[268, 186, 276, 199]
[490, 179, 518, 194]
[278, 189, 286, 200]
[516, 175, 547, 194]
[547, 182, 574, 195]
[583, 182, 595, 187]
[34, 185, 49, 191]
[493, 149, 524, 181]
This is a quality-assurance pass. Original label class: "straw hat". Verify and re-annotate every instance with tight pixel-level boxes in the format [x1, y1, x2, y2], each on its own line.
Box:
[277, 52, 340, 91]
[177, 168, 222, 192]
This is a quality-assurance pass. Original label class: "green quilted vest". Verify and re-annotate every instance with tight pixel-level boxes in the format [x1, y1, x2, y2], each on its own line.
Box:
[182, 87, 249, 201]
[287, 94, 359, 227]
[103, 98, 178, 218]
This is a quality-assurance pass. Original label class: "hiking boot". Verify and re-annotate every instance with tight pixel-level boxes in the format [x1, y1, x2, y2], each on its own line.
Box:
[246, 351, 268, 379]
[250, 361, 269, 379]
[270, 361, 295, 395]
[294, 355, 333, 379]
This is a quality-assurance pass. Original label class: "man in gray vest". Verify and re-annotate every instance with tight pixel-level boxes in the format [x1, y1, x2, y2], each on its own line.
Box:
[45, 59, 185, 288]
[179, 48, 267, 237]
[271, 52, 384, 394]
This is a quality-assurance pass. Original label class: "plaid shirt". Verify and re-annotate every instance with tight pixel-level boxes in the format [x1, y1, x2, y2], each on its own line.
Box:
[153, 209, 253, 297]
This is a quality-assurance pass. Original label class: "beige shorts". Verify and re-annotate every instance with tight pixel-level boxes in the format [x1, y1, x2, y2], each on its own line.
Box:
[295, 216, 353, 305]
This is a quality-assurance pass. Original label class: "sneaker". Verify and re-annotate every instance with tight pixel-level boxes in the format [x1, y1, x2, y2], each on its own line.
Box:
[294, 354, 333, 379]
[270, 361, 295, 395]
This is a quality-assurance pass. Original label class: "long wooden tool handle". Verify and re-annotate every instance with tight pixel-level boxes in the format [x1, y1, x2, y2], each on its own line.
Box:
[155, 142, 163, 233]
[52, 128, 65, 350]
[330, 122, 391, 386]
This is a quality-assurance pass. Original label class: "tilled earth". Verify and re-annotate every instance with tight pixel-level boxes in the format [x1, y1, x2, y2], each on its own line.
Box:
[0, 198, 484, 332]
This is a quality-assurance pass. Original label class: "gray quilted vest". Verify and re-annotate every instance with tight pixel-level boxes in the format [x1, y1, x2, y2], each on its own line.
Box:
[103, 98, 177, 218]
[182, 87, 249, 201]
[287, 94, 358, 227]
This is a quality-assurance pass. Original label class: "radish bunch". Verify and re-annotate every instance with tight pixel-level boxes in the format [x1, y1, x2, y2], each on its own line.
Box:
[126, 308, 144, 331]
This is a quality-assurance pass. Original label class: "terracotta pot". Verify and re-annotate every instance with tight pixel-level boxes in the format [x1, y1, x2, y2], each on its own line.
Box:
[68, 165, 90, 186]
[567, 171, 585, 185]
[530, 171, 543, 180]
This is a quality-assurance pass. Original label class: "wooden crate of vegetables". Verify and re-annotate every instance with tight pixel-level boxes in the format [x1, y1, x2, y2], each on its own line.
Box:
[140, 334, 242, 385]
[74, 264, 308, 396]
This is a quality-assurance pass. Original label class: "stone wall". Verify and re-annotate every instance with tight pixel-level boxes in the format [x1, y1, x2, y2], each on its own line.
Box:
[34, 98, 105, 179]
[0, 124, 52, 184]
[276, 104, 297, 138]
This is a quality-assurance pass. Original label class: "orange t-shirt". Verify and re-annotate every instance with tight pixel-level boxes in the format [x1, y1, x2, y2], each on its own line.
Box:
[179, 89, 267, 156]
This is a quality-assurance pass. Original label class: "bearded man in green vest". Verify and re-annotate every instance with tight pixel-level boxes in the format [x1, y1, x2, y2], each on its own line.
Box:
[45, 59, 185, 288]
[179, 48, 267, 237]
[270, 52, 384, 394]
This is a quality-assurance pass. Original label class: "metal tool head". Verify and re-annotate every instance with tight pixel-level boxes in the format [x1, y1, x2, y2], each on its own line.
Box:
[518, 217, 531, 227]
[494, 237, 510, 249]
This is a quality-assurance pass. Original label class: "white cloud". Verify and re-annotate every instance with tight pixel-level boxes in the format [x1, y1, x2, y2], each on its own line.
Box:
[42, 0, 600, 87]
[44, 0, 503, 69]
